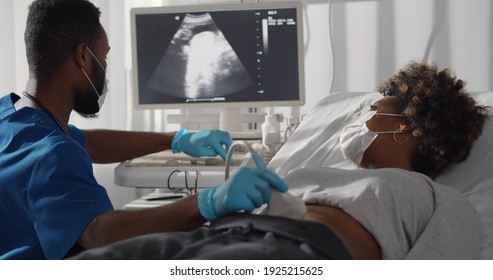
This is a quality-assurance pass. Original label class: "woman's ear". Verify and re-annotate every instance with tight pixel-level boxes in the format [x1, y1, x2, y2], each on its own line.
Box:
[400, 123, 413, 132]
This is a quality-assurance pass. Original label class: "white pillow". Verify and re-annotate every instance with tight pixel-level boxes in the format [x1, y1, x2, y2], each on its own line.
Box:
[269, 91, 493, 259]
[269, 91, 381, 177]
[434, 91, 493, 259]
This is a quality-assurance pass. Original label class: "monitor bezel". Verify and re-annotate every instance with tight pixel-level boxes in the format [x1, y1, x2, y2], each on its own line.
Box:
[130, 1, 305, 110]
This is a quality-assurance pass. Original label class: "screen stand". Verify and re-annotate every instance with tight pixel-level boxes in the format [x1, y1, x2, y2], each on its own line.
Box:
[219, 108, 262, 140]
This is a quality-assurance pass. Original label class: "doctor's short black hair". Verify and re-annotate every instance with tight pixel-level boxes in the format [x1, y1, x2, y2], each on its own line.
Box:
[25, 0, 103, 78]
[376, 61, 489, 178]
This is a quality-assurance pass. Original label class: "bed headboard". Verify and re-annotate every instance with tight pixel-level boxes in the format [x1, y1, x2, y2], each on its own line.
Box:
[269, 91, 493, 259]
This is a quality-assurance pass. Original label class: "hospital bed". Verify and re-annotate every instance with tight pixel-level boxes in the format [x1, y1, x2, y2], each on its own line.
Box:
[82, 90, 493, 259]
[268, 90, 493, 259]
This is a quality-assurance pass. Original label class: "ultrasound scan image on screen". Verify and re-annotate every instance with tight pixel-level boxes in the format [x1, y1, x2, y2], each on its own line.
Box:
[147, 13, 255, 99]
[132, 3, 303, 108]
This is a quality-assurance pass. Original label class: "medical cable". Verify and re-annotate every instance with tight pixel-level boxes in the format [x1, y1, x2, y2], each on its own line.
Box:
[328, 0, 334, 93]
[423, 0, 446, 62]
[167, 170, 181, 191]
[167, 170, 198, 194]
[303, 4, 311, 59]
[224, 140, 271, 181]
[21, 91, 70, 137]
[224, 141, 249, 180]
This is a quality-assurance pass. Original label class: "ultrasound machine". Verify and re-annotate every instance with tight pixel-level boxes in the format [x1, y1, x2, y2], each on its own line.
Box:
[116, 1, 305, 210]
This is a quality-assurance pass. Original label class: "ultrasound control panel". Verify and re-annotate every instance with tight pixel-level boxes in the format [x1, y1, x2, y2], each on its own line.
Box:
[124, 149, 247, 168]
[114, 149, 251, 189]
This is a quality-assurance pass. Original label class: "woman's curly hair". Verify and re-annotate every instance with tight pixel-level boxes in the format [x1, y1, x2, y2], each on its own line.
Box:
[376, 61, 490, 177]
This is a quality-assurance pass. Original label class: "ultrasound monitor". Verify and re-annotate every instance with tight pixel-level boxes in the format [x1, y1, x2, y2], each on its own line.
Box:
[130, 1, 305, 135]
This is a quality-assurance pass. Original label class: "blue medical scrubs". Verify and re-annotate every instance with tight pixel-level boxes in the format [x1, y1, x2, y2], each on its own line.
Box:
[0, 93, 113, 259]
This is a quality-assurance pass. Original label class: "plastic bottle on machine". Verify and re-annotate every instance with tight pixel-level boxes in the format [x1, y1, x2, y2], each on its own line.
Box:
[262, 108, 281, 155]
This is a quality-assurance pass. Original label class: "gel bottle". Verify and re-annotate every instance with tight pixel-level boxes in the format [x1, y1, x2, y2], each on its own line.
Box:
[262, 108, 281, 156]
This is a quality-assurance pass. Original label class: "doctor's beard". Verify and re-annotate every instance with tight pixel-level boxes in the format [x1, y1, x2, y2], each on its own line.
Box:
[74, 63, 105, 118]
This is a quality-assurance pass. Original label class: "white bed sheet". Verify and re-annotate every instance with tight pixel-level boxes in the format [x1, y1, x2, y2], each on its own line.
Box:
[269, 91, 493, 259]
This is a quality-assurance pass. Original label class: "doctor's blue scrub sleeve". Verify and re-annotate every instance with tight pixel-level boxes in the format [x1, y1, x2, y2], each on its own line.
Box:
[27, 128, 113, 260]
[171, 128, 233, 160]
[198, 166, 288, 221]
[67, 124, 85, 145]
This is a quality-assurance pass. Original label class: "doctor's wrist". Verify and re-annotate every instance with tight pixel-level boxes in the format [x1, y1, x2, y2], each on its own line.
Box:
[171, 128, 187, 153]
[197, 187, 218, 221]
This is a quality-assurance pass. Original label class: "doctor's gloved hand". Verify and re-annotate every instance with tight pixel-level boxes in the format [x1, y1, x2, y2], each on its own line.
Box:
[171, 129, 233, 160]
[197, 166, 288, 221]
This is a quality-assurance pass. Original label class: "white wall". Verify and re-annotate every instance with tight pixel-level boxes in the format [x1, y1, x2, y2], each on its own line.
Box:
[1, 0, 491, 208]
[0, 1, 14, 94]
[328, 0, 492, 95]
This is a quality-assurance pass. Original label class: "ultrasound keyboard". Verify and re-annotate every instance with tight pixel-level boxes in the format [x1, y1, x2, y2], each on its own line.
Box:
[124, 150, 246, 168]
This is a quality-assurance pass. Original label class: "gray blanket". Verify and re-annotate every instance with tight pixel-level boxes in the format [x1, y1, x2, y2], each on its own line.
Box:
[284, 167, 481, 259]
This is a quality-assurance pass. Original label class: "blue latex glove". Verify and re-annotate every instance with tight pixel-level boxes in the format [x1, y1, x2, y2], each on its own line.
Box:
[197, 166, 288, 221]
[171, 129, 233, 160]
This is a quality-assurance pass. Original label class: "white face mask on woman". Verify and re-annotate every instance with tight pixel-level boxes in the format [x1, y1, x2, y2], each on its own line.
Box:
[339, 110, 405, 166]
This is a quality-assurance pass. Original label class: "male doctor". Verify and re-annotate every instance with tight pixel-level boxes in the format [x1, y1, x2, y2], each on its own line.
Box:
[0, 0, 287, 259]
